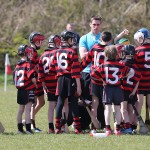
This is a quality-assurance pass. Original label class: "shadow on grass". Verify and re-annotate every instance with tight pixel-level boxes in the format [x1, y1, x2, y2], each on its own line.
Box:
[1, 132, 15, 135]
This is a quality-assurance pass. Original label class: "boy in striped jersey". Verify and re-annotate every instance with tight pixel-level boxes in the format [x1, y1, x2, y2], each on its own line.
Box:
[49, 30, 83, 134]
[91, 45, 130, 136]
[120, 45, 142, 134]
[134, 28, 150, 119]
[38, 34, 61, 133]
[14, 45, 37, 134]
[28, 32, 45, 132]
[81, 31, 113, 132]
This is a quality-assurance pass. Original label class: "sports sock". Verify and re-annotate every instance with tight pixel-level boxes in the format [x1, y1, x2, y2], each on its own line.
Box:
[115, 124, 121, 131]
[124, 122, 131, 129]
[31, 119, 36, 128]
[55, 118, 61, 130]
[26, 123, 31, 131]
[49, 123, 54, 130]
[18, 123, 23, 132]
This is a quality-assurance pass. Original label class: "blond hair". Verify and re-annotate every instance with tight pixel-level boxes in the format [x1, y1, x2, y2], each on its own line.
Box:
[105, 45, 117, 60]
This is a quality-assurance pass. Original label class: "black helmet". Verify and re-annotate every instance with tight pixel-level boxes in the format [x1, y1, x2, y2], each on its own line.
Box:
[60, 30, 75, 41]
[121, 45, 135, 60]
[29, 32, 45, 44]
[123, 45, 135, 55]
[48, 34, 61, 48]
[18, 44, 28, 56]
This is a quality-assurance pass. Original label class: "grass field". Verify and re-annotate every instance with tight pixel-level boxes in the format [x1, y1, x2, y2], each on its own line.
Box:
[0, 83, 150, 150]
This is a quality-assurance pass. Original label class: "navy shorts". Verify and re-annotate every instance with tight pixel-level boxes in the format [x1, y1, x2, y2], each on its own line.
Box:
[56, 74, 76, 98]
[17, 89, 35, 105]
[47, 92, 58, 102]
[103, 85, 123, 105]
[81, 72, 92, 101]
[91, 82, 103, 100]
[123, 90, 137, 104]
[137, 90, 150, 96]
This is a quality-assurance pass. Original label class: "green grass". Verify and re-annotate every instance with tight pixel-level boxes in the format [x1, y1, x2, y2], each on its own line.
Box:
[0, 84, 150, 150]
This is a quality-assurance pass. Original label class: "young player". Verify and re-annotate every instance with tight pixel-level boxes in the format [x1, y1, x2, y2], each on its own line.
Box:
[38, 34, 61, 133]
[13, 44, 37, 134]
[134, 28, 150, 117]
[120, 45, 142, 134]
[28, 32, 45, 132]
[81, 31, 113, 132]
[49, 30, 83, 134]
[91, 45, 130, 136]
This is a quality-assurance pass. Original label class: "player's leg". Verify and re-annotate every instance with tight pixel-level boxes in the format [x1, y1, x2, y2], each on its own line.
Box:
[55, 95, 65, 133]
[70, 96, 83, 134]
[91, 95, 99, 131]
[25, 102, 33, 134]
[17, 89, 27, 134]
[104, 104, 112, 136]
[113, 105, 122, 135]
[17, 105, 25, 134]
[47, 92, 57, 133]
[136, 92, 144, 115]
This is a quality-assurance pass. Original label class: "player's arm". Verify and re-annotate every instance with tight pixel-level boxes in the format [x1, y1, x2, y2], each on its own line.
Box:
[79, 47, 88, 59]
[114, 29, 129, 44]
[129, 81, 139, 98]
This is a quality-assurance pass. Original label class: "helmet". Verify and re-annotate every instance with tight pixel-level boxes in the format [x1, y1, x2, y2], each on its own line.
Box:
[121, 45, 135, 60]
[18, 44, 28, 56]
[61, 30, 75, 41]
[138, 28, 150, 38]
[48, 34, 61, 48]
[29, 32, 45, 44]
[123, 45, 135, 55]
[134, 28, 150, 45]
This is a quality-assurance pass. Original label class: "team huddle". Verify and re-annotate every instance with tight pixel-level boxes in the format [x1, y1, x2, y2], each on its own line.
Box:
[13, 16, 150, 136]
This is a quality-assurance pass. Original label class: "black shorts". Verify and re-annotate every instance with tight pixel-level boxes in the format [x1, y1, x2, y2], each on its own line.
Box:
[137, 90, 150, 96]
[91, 82, 103, 100]
[47, 92, 57, 102]
[103, 85, 123, 105]
[17, 89, 35, 105]
[56, 74, 76, 98]
[123, 90, 137, 104]
[81, 72, 92, 101]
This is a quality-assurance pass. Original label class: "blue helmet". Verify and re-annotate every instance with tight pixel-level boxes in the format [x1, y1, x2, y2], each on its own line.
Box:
[137, 28, 150, 39]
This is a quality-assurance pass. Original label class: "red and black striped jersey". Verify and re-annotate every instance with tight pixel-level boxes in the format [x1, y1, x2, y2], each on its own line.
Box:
[81, 44, 106, 85]
[49, 46, 81, 78]
[38, 48, 57, 94]
[135, 44, 150, 90]
[81, 43, 106, 69]
[91, 60, 130, 86]
[13, 60, 36, 90]
[120, 61, 142, 92]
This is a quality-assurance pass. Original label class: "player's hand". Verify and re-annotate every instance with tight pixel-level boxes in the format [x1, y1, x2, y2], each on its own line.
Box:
[122, 29, 129, 35]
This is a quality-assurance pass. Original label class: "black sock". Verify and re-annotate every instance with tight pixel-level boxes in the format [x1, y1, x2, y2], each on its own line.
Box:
[106, 125, 111, 131]
[31, 119, 36, 128]
[49, 123, 54, 130]
[18, 123, 23, 132]
[26, 123, 31, 131]
[116, 124, 120, 131]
